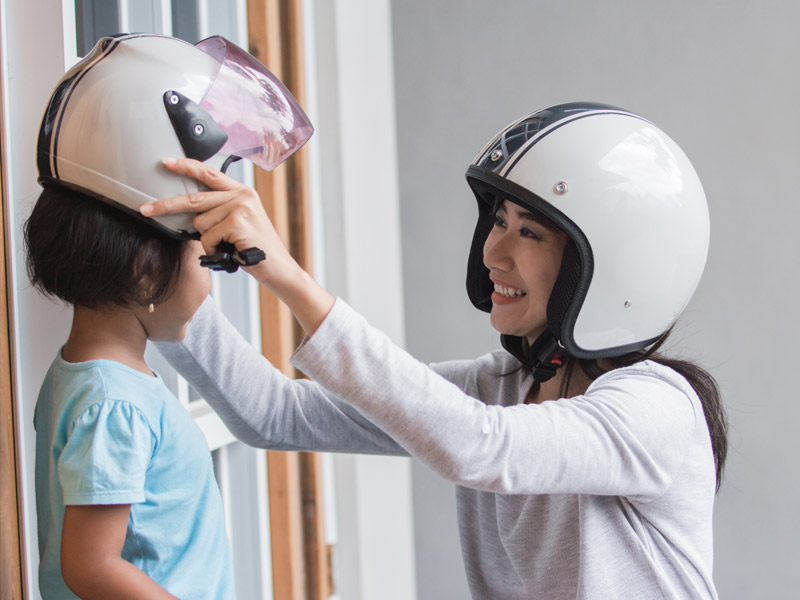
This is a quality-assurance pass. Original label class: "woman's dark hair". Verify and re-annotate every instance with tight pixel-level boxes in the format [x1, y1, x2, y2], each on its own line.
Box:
[556, 332, 728, 492]
[24, 185, 188, 310]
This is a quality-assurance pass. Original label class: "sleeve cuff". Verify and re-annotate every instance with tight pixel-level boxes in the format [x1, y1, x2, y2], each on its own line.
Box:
[63, 489, 146, 505]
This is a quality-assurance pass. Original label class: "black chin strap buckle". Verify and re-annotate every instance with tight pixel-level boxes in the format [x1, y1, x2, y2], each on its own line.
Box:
[501, 331, 568, 383]
[200, 241, 266, 274]
[529, 332, 566, 383]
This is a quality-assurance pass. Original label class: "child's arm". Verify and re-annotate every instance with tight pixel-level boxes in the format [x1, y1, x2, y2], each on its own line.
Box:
[61, 504, 178, 600]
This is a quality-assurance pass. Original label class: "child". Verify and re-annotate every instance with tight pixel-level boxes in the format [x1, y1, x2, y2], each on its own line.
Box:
[26, 184, 231, 599]
[25, 31, 311, 600]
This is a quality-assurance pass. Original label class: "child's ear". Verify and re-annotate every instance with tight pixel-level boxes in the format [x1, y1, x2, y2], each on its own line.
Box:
[132, 240, 159, 301]
[141, 277, 156, 302]
[132, 275, 155, 308]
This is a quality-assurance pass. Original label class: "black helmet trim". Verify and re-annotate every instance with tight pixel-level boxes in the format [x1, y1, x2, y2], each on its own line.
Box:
[465, 166, 593, 357]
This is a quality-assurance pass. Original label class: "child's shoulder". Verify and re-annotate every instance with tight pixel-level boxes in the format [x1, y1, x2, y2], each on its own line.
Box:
[48, 352, 171, 422]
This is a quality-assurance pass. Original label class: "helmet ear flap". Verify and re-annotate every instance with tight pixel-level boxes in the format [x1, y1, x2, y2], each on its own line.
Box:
[466, 188, 499, 313]
[546, 239, 583, 343]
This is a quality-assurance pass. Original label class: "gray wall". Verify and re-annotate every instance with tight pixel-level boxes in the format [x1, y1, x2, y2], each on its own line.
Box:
[391, 1, 800, 598]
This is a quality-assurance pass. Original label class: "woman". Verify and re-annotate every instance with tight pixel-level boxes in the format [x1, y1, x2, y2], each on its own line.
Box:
[146, 103, 726, 599]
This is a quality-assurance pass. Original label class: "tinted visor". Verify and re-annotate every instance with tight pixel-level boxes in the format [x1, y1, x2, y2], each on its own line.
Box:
[196, 36, 313, 171]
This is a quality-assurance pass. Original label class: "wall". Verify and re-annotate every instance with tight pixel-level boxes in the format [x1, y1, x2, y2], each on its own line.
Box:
[2, 2, 75, 595]
[391, 1, 799, 599]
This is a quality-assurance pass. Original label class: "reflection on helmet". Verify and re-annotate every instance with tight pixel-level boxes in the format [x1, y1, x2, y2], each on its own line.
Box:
[37, 34, 313, 237]
[465, 102, 709, 378]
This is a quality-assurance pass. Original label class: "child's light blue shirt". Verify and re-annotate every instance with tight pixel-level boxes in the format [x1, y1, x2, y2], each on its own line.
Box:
[34, 350, 234, 599]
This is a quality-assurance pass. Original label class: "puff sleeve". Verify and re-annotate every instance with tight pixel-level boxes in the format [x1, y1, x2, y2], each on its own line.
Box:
[58, 400, 155, 505]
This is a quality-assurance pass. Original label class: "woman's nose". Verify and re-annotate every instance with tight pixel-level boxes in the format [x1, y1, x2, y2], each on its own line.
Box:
[483, 230, 513, 271]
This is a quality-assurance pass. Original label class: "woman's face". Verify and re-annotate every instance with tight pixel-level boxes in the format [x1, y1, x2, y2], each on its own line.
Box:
[483, 200, 568, 342]
[139, 241, 212, 342]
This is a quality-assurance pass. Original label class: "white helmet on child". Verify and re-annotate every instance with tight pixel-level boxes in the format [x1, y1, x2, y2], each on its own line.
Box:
[465, 102, 709, 380]
[37, 33, 313, 237]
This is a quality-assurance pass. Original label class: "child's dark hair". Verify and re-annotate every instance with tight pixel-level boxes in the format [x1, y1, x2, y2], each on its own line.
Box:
[24, 185, 189, 310]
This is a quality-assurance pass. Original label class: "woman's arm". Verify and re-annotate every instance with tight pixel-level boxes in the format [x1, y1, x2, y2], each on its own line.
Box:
[149, 159, 407, 455]
[155, 295, 408, 456]
[290, 301, 702, 499]
[61, 505, 177, 600]
[143, 159, 699, 499]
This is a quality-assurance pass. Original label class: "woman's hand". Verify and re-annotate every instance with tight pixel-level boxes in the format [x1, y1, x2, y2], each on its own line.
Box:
[141, 157, 296, 290]
[141, 158, 335, 335]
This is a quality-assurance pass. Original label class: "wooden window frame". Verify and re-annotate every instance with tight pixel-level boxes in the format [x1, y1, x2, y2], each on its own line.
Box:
[247, 1, 330, 598]
[1, 75, 24, 597]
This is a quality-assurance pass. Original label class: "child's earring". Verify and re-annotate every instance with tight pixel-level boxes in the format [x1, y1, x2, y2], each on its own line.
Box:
[147, 284, 155, 313]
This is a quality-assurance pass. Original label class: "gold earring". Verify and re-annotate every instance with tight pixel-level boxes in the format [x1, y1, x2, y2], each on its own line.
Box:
[148, 303, 155, 313]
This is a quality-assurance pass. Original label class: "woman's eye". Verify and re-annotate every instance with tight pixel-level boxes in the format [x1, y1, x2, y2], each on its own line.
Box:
[520, 227, 542, 240]
[492, 214, 506, 227]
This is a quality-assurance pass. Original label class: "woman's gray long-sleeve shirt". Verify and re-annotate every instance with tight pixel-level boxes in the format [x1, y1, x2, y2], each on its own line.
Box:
[157, 297, 718, 599]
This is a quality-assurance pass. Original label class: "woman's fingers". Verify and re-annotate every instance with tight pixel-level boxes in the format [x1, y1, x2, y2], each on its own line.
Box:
[201, 213, 291, 286]
[142, 188, 238, 218]
[191, 188, 264, 235]
[141, 156, 304, 292]
[140, 158, 242, 217]
[141, 155, 276, 258]
[163, 157, 240, 191]
[198, 205, 269, 253]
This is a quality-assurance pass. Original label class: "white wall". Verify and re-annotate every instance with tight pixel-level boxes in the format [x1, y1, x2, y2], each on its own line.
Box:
[2, 1, 75, 595]
[390, 1, 799, 599]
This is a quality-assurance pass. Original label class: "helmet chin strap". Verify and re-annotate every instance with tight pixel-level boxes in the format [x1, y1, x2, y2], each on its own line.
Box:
[501, 331, 566, 383]
[197, 154, 263, 273]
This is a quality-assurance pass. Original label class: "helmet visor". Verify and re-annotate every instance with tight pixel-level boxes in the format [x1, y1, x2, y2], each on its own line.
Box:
[195, 36, 313, 171]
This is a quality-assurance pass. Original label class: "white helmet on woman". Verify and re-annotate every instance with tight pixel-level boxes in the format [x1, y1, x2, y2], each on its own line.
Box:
[37, 33, 313, 237]
[465, 102, 709, 381]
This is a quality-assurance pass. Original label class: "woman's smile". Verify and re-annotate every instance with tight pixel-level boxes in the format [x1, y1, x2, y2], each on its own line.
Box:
[491, 280, 528, 304]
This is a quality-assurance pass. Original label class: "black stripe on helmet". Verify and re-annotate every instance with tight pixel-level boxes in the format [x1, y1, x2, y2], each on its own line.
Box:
[37, 75, 79, 179]
[474, 103, 638, 176]
[38, 34, 159, 182]
[502, 109, 648, 176]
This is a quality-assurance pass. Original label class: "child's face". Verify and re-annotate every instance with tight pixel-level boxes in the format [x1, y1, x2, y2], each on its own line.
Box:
[140, 241, 212, 342]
